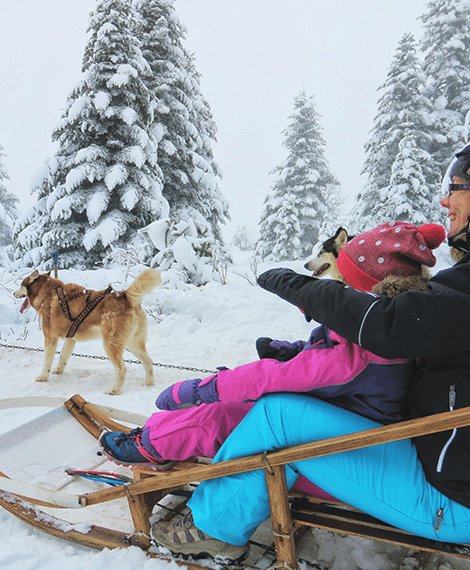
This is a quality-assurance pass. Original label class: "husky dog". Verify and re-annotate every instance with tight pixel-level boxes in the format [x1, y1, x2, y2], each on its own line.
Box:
[14, 269, 161, 395]
[304, 227, 354, 280]
[304, 226, 431, 297]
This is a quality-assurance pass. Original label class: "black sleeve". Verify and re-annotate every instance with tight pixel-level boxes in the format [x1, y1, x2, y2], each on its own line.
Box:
[257, 268, 375, 345]
[257, 267, 470, 360]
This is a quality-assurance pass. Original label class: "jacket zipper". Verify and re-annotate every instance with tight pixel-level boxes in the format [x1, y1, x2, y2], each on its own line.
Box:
[434, 508, 444, 531]
[436, 385, 456, 473]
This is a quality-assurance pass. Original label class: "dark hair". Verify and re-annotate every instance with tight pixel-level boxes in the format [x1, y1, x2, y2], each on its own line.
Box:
[450, 145, 470, 183]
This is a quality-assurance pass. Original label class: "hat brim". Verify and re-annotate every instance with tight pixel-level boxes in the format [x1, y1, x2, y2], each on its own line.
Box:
[337, 251, 380, 292]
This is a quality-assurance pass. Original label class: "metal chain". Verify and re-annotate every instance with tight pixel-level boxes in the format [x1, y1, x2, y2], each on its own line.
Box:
[0, 342, 216, 374]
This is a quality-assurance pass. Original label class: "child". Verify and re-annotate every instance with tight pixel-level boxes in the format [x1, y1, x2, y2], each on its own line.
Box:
[99, 222, 445, 482]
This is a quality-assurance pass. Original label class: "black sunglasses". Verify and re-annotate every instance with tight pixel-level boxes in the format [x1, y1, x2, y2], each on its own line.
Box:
[447, 183, 470, 196]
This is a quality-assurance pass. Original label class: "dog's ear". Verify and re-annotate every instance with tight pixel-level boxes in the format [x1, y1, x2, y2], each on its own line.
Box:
[335, 228, 349, 251]
[46, 271, 51, 276]
[29, 269, 40, 281]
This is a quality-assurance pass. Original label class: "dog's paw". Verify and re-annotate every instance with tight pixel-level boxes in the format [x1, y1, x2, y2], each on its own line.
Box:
[106, 388, 121, 396]
[35, 376, 49, 382]
[51, 367, 64, 375]
[145, 378, 155, 387]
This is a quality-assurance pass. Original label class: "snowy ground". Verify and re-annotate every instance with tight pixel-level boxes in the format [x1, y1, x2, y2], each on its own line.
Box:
[0, 246, 467, 570]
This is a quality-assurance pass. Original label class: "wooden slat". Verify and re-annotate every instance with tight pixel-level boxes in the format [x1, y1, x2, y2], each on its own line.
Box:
[64, 397, 104, 439]
[290, 505, 470, 560]
[65, 394, 133, 435]
[80, 406, 470, 506]
[265, 405, 470, 466]
[265, 465, 298, 569]
[0, 488, 134, 551]
[0, 489, 241, 569]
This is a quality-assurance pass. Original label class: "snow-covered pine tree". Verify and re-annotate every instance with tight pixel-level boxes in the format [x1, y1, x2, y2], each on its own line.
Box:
[256, 90, 339, 261]
[15, 0, 169, 269]
[134, 0, 230, 284]
[352, 33, 442, 232]
[318, 182, 345, 239]
[420, 0, 470, 171]
[0, 144, 18, 247]
[379, 128, 438, 225]
[179, 54, 229, 245]
[232, 223, 256, 251]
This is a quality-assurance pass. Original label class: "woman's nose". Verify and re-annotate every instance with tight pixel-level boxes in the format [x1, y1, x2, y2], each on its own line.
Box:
[440, 195, 450, 208]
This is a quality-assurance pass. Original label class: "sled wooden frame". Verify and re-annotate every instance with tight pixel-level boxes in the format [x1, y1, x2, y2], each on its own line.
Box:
[2, 394, 470, 569]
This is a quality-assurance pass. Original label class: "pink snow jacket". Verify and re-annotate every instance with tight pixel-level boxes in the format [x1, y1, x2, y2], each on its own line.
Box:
[211, 324, 413, 424]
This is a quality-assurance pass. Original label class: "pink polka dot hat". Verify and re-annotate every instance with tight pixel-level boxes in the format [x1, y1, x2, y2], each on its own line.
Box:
[336, 221, 446, 292]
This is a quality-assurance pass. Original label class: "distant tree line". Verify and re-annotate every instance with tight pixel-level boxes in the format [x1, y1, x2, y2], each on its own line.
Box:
[0, 144, 18, 249]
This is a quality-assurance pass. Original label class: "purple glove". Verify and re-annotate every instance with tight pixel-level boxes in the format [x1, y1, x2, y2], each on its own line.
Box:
[155, 375, 220, 410]
[256, 337, 305, 362]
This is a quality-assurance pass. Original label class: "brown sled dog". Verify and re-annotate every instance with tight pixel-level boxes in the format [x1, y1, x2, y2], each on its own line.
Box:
[14, 269, 161, 395]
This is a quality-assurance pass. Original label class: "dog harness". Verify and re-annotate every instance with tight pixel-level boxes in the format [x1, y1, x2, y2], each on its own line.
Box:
[56, 285, 113, 338]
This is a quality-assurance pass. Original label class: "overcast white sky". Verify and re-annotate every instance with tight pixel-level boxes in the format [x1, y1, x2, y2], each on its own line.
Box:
[0, 0, 429, 240]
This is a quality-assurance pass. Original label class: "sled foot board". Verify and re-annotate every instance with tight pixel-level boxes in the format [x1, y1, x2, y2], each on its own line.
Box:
[290, 498, 470, 560]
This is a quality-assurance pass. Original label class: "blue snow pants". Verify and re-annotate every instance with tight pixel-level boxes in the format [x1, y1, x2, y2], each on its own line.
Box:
[188, 393, 470, 545]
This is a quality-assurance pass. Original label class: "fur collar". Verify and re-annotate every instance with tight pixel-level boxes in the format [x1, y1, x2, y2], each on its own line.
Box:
[371, 274, 429, 298]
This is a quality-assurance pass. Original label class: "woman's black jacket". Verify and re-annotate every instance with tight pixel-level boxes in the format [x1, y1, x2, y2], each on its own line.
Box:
[258, 253, 470, 509]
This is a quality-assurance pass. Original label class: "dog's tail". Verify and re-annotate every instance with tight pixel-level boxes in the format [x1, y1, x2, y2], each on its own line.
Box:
[125, 269, 161, 307]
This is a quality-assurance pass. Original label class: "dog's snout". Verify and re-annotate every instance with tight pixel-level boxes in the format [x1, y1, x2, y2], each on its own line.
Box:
[14, 287, 26, 299]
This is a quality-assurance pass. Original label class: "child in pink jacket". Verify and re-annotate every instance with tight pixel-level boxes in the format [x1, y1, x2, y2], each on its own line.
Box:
[100, 222, 445, 501]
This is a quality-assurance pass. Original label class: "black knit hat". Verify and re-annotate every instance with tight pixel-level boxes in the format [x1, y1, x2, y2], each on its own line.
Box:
[450, 144, 470, 183]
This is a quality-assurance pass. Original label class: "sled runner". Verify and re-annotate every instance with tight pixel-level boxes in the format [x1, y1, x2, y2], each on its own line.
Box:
[1, 395, 470, 570]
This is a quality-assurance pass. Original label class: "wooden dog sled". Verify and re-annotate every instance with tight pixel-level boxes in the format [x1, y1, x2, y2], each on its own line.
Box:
[0, 394, 470, 570]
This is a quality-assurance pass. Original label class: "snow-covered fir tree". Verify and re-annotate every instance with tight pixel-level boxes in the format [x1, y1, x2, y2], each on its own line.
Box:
[352, 33, 443, 232]
[319, 182, 345, 238]
[134, 0, 230, 283]
[15, 0, 169, 269]
[377, 129, 438, 225]
[420, 0, 470, 171]
[256, 90, 339, 261]
[15, 0, 229, 284]
[232, 223, 256, 252]
[0, 144, 18, 247]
